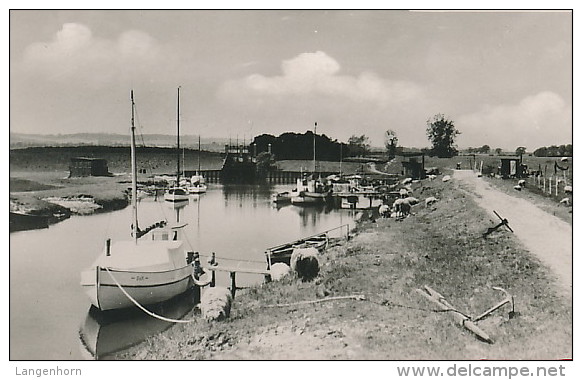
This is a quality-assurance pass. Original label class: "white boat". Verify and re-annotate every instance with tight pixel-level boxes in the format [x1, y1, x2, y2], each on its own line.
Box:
[164, 186, 190, 202]
[187, 182, 207, 194]
[80, 90, 196, 311]
[164, 87, 190, 202]
[290, 177, 330, 205]
[187, 137, 207, 194]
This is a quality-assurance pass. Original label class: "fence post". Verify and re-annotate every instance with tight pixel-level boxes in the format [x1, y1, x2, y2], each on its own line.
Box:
[549, 177, 552, 195]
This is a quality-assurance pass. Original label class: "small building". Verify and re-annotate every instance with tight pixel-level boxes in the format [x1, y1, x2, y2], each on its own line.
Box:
[499, 156, 527, 178]
[400, 152, 425, 179]
[69, 157, 110, 177]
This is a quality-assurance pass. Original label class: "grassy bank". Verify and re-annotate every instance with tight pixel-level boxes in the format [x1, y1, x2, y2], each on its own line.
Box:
[114, 173, 571, 360]
[9, 173, 131, 231]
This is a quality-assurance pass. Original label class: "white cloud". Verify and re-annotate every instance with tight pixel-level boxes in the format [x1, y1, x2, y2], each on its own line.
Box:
[221, 51, 423, 106]
[457, 91, 572, 150]
[21, 23, 163, 86]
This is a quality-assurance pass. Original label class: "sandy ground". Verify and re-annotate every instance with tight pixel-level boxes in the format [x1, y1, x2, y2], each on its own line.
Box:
[454, 170, 572, 298]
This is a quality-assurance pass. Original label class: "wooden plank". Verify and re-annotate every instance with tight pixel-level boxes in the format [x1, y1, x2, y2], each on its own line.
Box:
[201, 264, 270, 275]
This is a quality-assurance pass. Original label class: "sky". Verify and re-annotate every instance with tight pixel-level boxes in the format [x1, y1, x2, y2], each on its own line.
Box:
[9, 9, 573, 151]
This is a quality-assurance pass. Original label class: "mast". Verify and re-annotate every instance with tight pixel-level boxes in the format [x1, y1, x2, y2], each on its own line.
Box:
[130, 90, 138, 243]
[313, 122, 317, 173]
[198, 135, 201, 174]
[176, 86, 181, 184]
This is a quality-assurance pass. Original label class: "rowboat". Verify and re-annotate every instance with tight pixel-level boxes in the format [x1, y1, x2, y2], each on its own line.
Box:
[80, 90, 197, 311]
[266, 232, 328, 266]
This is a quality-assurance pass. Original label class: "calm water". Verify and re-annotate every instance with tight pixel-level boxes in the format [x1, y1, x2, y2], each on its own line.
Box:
[9, 184, 357, 360]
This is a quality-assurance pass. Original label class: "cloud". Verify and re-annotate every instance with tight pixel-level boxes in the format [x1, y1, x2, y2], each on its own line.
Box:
[21, 23, 164, 86]
[457, 91, 572, 149]
[220, 51, 423, 106]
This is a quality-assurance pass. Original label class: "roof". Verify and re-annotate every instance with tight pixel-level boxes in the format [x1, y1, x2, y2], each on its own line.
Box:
[71, 157, 107, 162]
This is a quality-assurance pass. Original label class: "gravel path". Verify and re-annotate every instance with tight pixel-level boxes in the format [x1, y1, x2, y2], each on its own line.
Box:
[454, 170, 572, 298]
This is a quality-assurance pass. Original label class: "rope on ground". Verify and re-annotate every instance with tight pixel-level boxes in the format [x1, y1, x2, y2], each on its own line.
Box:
[265, 294, 366, 308]
[104, 267, 198, 324]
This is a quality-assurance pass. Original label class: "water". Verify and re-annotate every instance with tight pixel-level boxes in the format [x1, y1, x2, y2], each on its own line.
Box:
[9, 184, 357, 360]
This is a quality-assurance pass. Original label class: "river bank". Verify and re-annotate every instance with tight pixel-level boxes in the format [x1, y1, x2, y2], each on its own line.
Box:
[114, 170, 572, 360]
[9, 172, 130, 231]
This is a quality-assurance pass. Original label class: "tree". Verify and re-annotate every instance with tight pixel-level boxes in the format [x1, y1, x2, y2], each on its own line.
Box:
[515, 146, 527, 156]
[348, 134, 370, 157]
[255, 151, 276, 180]
[495, 148, 503, 155]
[384, 130, 398, 159]
[426, 114, 460, 158]
[478, 145, 490, 154]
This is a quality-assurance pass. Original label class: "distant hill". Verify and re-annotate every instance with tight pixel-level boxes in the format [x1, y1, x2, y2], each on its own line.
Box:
[9, 132, 231, 152]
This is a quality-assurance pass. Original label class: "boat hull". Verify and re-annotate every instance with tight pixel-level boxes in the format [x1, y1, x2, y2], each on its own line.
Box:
[163, 193, 190, 202]
[267, 234, 328, 266]
[81, 266, 193, 311]
[291, 192, 327, 205]
[187, 184, 207, 194]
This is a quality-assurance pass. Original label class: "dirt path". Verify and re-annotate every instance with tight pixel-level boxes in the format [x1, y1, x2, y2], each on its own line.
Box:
[454, 170, 572, 298]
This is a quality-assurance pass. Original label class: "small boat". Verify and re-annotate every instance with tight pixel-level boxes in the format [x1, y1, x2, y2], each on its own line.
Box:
[266, 232, 328, 266]
[164, 186, 190, 202]
[187, 137, 207, 194]
[80, 90, 197, 311]
[271, 190, 299, 204]
[9, 211, 49, 231]
[290, 177, 330, 205]
[187, 182, 207, 194]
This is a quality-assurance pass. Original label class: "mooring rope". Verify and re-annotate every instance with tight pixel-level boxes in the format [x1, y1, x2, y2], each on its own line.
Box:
[104, 266, 198, 324]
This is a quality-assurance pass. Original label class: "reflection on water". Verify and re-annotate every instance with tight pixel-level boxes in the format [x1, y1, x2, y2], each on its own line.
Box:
[79, 289, 199, 360]
[10, 184, 357, 360]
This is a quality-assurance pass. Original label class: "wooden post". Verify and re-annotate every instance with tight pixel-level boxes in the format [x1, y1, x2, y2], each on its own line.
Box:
[230, 272, 237, 299]
[549, 177, 552, 195]
[556, 177, 559, 196]
[210, 252, 216, 287]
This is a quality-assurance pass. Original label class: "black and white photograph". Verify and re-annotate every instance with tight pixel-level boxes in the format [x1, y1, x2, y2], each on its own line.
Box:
[8, 5, 574, 372]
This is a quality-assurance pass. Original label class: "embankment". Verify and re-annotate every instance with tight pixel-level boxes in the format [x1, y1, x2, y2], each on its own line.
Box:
[115, 172, 571, 360]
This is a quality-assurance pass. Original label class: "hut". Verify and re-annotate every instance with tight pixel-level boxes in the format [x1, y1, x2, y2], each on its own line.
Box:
[69, 157, 110, 177]
[400, 152, 425, 179]
[499, 156, 527, 179]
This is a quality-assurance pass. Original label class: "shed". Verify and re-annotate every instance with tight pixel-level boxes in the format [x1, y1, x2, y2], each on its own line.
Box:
[69, 157, 110, 177]
[499, 156, 526, 179]
[400, 152, 425, 179]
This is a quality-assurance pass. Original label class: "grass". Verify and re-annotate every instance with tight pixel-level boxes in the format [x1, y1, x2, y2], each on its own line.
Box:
[114, 173, 571, 360]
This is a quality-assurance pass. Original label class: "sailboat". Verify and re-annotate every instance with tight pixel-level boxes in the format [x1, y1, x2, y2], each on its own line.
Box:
[164, 87, 190, 202]
[80, 91, 196, 311]
[291, 122, 331, 205]
[187, 135, 207, 194]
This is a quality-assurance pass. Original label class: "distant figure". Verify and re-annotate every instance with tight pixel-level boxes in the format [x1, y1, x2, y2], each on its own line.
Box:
[456, 162, 461, 170]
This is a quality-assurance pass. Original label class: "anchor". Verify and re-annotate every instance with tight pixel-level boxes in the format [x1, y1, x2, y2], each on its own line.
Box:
[416, 285, 515, 344]
[482, 210, 513, 238]
[472, 286, 515, 322]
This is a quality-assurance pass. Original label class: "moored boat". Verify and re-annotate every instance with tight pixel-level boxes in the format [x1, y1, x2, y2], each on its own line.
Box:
[266, 232, 328, 266]
[164, 186, 190, 202]
[80, 90, 197, 312]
